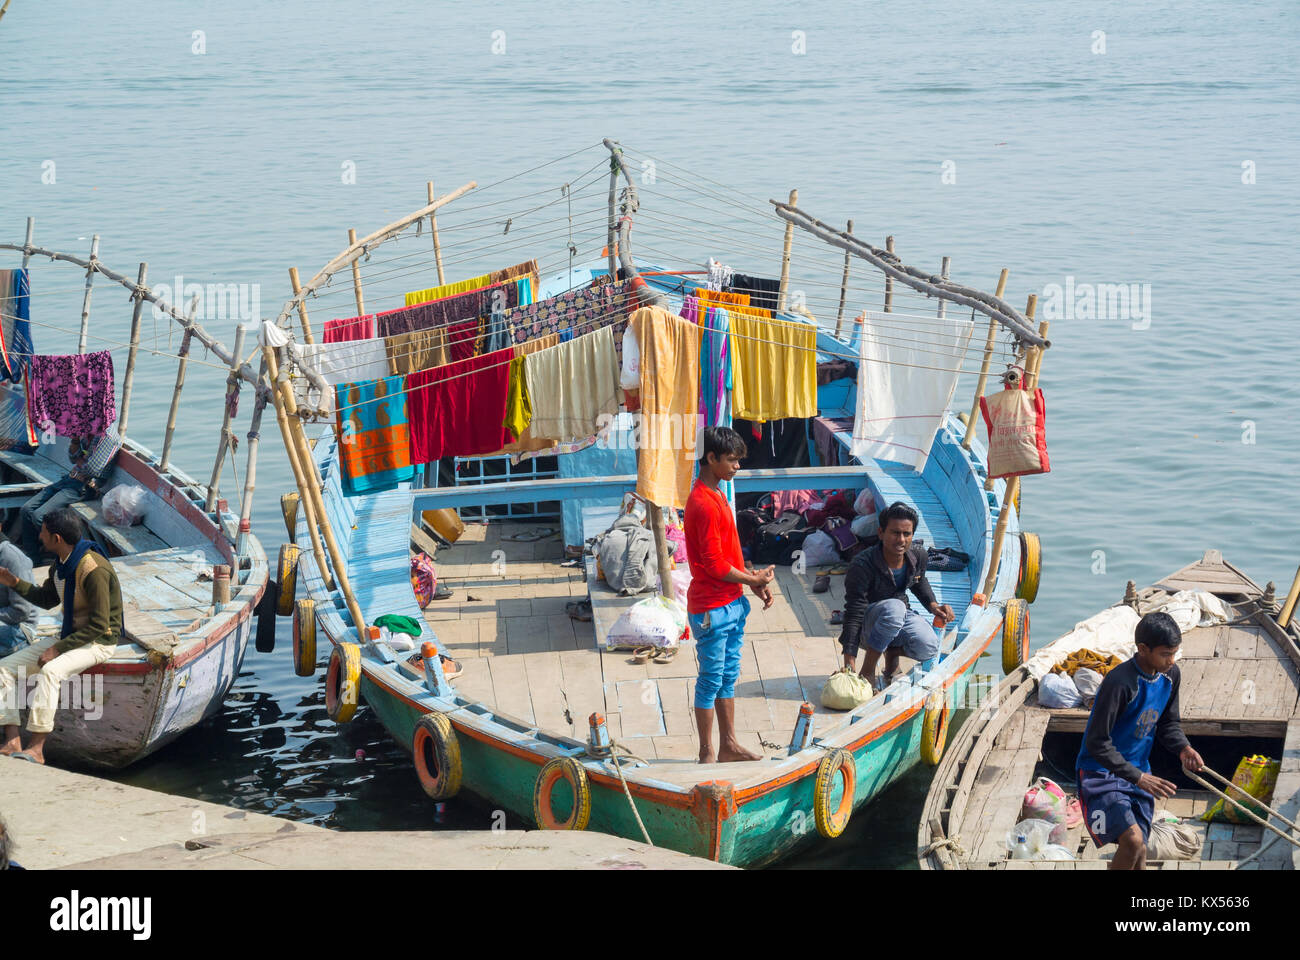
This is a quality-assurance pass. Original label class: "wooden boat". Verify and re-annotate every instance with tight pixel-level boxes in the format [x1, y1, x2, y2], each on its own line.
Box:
[0, 228, 270, 769]
[918, 550, 1300, 870]
[268, 142, 1052, 866]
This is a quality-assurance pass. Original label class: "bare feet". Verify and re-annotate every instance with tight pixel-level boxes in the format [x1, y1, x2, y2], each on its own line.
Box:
[0, 726, 20, 755]
[717, 739, 763, 762]
[698, 749, 717, 764]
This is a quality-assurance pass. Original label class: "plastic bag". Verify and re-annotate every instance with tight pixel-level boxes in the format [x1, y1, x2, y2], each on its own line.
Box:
[1201, 754, 1280, 824]
[1147, 811, 1203, 861]
[853, 488, 876, 516]
[820, 668, 874, 710]
[410, 552, 437, 608]
[850, 513, 879, 539]
[1035, 844, 1075, 861]
[603, 594, 686, 651]
[102, 483, 148, 526]
[1020, 777, 1070, 845]
[1072, 667, 1103, 704]
[800, 529, 841, 567]
[1006, 818, 1057, 859]
[1038, 671, 1083, 708]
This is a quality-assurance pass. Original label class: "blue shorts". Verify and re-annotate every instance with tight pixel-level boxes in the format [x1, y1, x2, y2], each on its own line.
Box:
[688, 595, 750, 709]
[1078, 767, 1154, 846]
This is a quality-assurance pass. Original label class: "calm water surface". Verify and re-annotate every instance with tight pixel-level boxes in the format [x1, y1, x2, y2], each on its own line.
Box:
[2, 1, 1297, 867]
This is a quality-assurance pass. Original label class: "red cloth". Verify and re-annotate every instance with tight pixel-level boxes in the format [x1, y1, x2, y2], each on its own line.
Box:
[407, 349, 513, 464]
[447, 318, 481, 362]
[684, 481, 744, 614]
[323, 315, 375, 343]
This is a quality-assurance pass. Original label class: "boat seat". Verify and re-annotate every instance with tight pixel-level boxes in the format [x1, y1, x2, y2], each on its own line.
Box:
[69, 500, 170, 557]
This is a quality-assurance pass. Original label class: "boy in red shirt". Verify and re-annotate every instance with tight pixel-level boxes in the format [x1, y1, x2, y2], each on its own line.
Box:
[684, 426, 774, 764]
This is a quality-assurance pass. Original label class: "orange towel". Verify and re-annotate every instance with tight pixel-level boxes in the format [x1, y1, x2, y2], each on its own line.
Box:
[631, 305, 700, 509]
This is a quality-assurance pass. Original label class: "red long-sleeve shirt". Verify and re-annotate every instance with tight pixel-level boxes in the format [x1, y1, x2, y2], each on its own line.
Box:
[683, 481, 744, 614]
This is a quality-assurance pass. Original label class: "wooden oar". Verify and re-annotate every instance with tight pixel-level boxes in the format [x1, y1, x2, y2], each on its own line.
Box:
[1182, 765, 1300, 850]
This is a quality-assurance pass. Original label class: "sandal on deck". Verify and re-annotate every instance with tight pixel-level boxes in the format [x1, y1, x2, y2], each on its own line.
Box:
[813, 574, 831, 594]
[828, 566, 848, 576]
[10, 752, 41, 764]
[565, 599, 593, 622]
[631, 645, 656, 664]
[652, 647, 677, 665]
[829, 610, 843, 625]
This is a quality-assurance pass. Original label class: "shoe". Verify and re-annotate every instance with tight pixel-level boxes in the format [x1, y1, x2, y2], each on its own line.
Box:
[829, 610, 843, 625]
[813, 574, 830, 594]
[566, 599, 593, 622]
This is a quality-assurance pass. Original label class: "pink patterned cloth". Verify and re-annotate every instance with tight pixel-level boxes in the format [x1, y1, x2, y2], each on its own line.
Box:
[25, 350, 117, 441]
[323, 315, 375, 343]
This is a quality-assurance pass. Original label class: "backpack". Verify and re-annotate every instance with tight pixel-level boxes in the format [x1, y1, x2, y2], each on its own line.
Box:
[753, 511, 811, 565]
[597, 514, 659, 595]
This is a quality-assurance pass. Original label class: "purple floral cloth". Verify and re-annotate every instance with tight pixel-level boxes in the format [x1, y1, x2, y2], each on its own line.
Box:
[504, 279, 635, 364]
[25, 350, 117, 441]
[376, 279, 523, 339]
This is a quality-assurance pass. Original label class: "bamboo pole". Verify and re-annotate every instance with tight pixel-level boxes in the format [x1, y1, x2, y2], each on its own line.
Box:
[649, 504, 674, 601]
[235, 358, 268, 567]
[262, 345, 334, 591]
[269, 347, 365, 634]
[1277, 564, 1300, 629]
[347, 229, 365, 317]
[834, 219, 853, 337]
[206, 324, 247, 512]
[883, 236, 895, 313]
[20, 218, 33, 271]
[426, 182, 446, 286]
[777, 188, 797, 312]
[937, 257, 951, 321]
[289, 267, 314, 344]
[963, 268, 1010, 450]
[77, 234, 100, 354]
[606, 163, 619, 280]
[117, 262, 147, 436]
[159, 293, 201, 472]
[981, 296, 1040, 599]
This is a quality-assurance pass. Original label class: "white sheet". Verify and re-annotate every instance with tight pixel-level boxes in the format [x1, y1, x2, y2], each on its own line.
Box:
[851, 311, 974, 472]
[291, 337, 390, 416]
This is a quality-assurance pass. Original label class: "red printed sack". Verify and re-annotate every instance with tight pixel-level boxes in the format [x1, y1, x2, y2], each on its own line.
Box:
[979, 386, 1050, 480]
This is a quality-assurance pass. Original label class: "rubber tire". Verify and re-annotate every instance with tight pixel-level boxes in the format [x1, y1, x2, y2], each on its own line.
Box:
[276, 543, 300, 616]
[533, 757, 592, 831]
[254, 579, 278, 653]
[325, 642, 361, 723]
[813, 748, 857, 839]
[920, 690, 950, 766]
[280, 492, 300, 541]
[1002, 598, 1030, 675]
[412, 712, 462, 800]
[1016, 531, 1041, 604]
[292, 597, 316, 677]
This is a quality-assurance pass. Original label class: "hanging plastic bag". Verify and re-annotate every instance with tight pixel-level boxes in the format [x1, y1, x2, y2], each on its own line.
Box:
[102, 483, 148, 526]
[1038, 671, 1083, 708]
[820, 668, 874, 710]
[980, 383, 1050, 480]
[853, 487, 876, 516]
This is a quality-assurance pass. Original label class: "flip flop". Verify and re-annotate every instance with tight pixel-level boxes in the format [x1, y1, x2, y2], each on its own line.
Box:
[828, 566, 848, 576]
[631, 645, 656, 664]
[813, 574, 830, 594]
[11, 752, 40, 764]
[829, 610, 843, 625]
[652, 647, 678, 665]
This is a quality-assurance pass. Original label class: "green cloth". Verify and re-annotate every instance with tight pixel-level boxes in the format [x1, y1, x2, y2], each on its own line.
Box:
[374, 613, 423, 638]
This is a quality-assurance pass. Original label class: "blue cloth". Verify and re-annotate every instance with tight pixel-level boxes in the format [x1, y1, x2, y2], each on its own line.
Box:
[689, 594, 750, 709]
[0, 622, 29, 653]
[696, 305, 734, 501]
[4, 269, 33, 383]
[1076, 663, 1174, 778]
[862, 597, 938, 665]
[1078, 767, 1155, 844]
[891, 566, 907, 591]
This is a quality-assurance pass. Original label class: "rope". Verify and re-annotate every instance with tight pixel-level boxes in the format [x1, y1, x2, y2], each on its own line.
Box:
[583, 737, 653, 846]
[919, 834, 967, 860]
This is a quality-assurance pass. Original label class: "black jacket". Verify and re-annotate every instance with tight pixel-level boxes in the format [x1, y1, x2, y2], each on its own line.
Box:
[838, 542, 938, 658]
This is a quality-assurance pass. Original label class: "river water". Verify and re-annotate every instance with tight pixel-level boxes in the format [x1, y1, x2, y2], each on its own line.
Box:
[2, 1, 1297, 867]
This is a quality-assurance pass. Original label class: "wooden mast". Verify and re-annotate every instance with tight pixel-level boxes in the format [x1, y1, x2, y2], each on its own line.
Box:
[159, 293, 201, 472]
[962, 268, 1010, 450]
[347, 229, 365, 317]
[777, 188, 797, 311]
[834, 219, 854, 337]
[206, 323, 247, 512]
[289, 267, 314, 344]
[77, 234, 99, 354]
[117, 262, 147, 436]
[427, 181, 446, 285]
[235, 359, 268, 566]
[883, 236, 895, 313]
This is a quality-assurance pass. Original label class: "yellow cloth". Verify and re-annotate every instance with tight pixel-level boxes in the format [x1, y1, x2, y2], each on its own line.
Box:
[696, 289, 749, 307]
[631, 305, 700, 509]
[384, 329, 449, 375]
[729, 314, 816, 421]
[1049, 648, 1124, 677]
[404, 273, 494, 307]
[503, 356, 532, 439]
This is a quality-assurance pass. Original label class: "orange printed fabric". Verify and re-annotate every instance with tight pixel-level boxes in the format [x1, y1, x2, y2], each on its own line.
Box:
[631, 305, 700, 509]
[334, 374, 416, 495]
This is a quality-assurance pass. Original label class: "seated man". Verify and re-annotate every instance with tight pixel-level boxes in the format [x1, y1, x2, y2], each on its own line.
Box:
[0, 539, 38, 653]
[1077, 611, 1203, 871]
[0, 508, 124, 764]
[20, 428, 121, 560]
[838, 501, 954, 689]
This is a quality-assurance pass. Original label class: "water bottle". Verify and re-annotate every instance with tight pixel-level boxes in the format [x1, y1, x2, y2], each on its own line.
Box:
[1008, 832, 1032, 860]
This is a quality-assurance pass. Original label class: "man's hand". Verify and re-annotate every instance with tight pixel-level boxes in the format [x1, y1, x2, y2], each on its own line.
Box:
[1136, 772, 1178, 800]
[38, 646, 59, 666]
[745, 565, 775, 588]
[751, 583, 774, 610]
[0, 567, 17, 588]
[1180, 745, 1205, 774]
[929, 602, 955, 626]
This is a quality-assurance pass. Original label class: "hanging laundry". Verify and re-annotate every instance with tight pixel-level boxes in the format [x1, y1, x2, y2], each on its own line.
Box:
[379, 278, 524, 340]
[729, 314, 817, 422]
[292, 337, 390, 416]
[504, 279, 633, 360]
[706, 257, 733, 292]
[523, 324, 620, 443]
[323, 315, 376, 344]
[851, 311, 974, 472]
[446, 317, 483, 362]
[0, 269, 33, 383]
[696, 288, 750, 309]
[698, 305, 732, 428]
[24, 351, 117, 441]
[407, 348, 515, 463]
[0, 379, 34, 453]
[503, 357, 532, 440]
[499, 334, 561, 455]
[630, 306, 700, 509]
[405, 260, 539, 307]
[724, 273, 781, 312]
[335, 375, 416, 495]
[732, 417, 810, 470]
[384, 328, 450, 376]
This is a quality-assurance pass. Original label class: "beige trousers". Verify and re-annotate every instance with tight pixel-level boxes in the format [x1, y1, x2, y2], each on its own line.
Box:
[0, 635, 115, 733]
